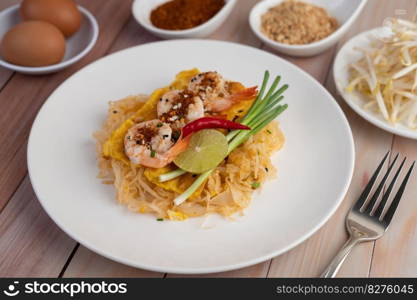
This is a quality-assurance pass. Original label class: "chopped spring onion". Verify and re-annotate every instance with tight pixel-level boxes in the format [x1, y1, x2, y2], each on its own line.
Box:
[251, 182, 261, 189]
[172, 71, 289, 205]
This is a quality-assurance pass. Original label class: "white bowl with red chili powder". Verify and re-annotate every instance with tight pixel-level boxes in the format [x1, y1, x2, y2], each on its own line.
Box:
[132, 0, 236, 39]
[250, 0, 367, 57]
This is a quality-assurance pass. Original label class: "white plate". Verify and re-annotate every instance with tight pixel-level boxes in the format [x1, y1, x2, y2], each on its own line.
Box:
[28, 40, 354, 274]
[334, 27, 417, 140]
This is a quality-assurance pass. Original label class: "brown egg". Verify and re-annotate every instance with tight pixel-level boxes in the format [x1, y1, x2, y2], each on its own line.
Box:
[0, 21, 66, 67]
[20, 0, 82, 37]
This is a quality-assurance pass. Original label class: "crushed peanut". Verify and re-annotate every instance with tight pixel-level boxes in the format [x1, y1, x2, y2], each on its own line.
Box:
[261, 0, 338, 45]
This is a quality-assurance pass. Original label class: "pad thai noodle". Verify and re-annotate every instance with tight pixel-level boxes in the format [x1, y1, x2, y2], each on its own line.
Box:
[94, 69, 288, 221]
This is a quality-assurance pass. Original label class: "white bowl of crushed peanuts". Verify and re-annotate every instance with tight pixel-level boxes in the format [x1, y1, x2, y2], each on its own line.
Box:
[249, 0, 368, 57]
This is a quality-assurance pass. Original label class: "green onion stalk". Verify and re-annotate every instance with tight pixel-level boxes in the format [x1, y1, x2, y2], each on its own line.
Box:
[158, 71, 289, 205]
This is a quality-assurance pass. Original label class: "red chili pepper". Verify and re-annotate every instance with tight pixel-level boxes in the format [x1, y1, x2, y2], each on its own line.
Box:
[182, 117, 250, 137]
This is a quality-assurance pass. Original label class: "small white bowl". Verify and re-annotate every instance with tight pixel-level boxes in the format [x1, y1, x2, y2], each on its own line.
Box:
[132, 0, 237, 39]
[249, 0, 368, 57]
[0, 4, 99, 75]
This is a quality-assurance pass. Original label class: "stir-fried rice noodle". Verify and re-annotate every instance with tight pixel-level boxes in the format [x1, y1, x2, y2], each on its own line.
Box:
[347, 15, 417, 128]
[94, 95, 285, 220]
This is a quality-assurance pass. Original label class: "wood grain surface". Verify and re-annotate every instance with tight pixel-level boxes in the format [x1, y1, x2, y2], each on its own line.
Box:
[0, 0, 416, 278]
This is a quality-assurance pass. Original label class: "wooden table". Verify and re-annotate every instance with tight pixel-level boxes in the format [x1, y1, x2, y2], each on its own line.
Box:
[1, 0, 416, 278]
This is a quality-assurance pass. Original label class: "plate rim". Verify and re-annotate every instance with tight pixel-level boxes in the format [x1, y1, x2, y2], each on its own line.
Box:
[27, 39, 355, 274]
[333, 27, 417, 140]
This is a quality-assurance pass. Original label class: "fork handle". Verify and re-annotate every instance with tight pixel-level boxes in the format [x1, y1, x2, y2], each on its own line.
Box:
[320, 236, 361, 278]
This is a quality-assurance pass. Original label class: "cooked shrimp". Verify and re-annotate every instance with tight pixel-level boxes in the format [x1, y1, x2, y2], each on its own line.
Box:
[157, 90, 205, 128]
[188, 71, 257, 112]
[188, 71, 229, 101]
[124, 120, 190, 168]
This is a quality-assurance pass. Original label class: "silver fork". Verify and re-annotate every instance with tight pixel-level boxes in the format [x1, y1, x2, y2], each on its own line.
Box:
[321, 152, 415, 278]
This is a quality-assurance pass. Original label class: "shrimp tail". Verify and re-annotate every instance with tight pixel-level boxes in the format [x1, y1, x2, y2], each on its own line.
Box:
[208, 86, 258, 112]
[228, 86, 258, 103]
[165, 133, 192, 162]
[140, 134, 191, 169]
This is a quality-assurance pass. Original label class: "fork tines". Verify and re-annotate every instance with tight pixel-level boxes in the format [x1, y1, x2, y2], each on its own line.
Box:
[353, 151, 415, 224]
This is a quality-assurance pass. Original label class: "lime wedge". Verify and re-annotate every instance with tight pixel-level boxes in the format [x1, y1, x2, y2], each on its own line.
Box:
[174, 129, 228, 174]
